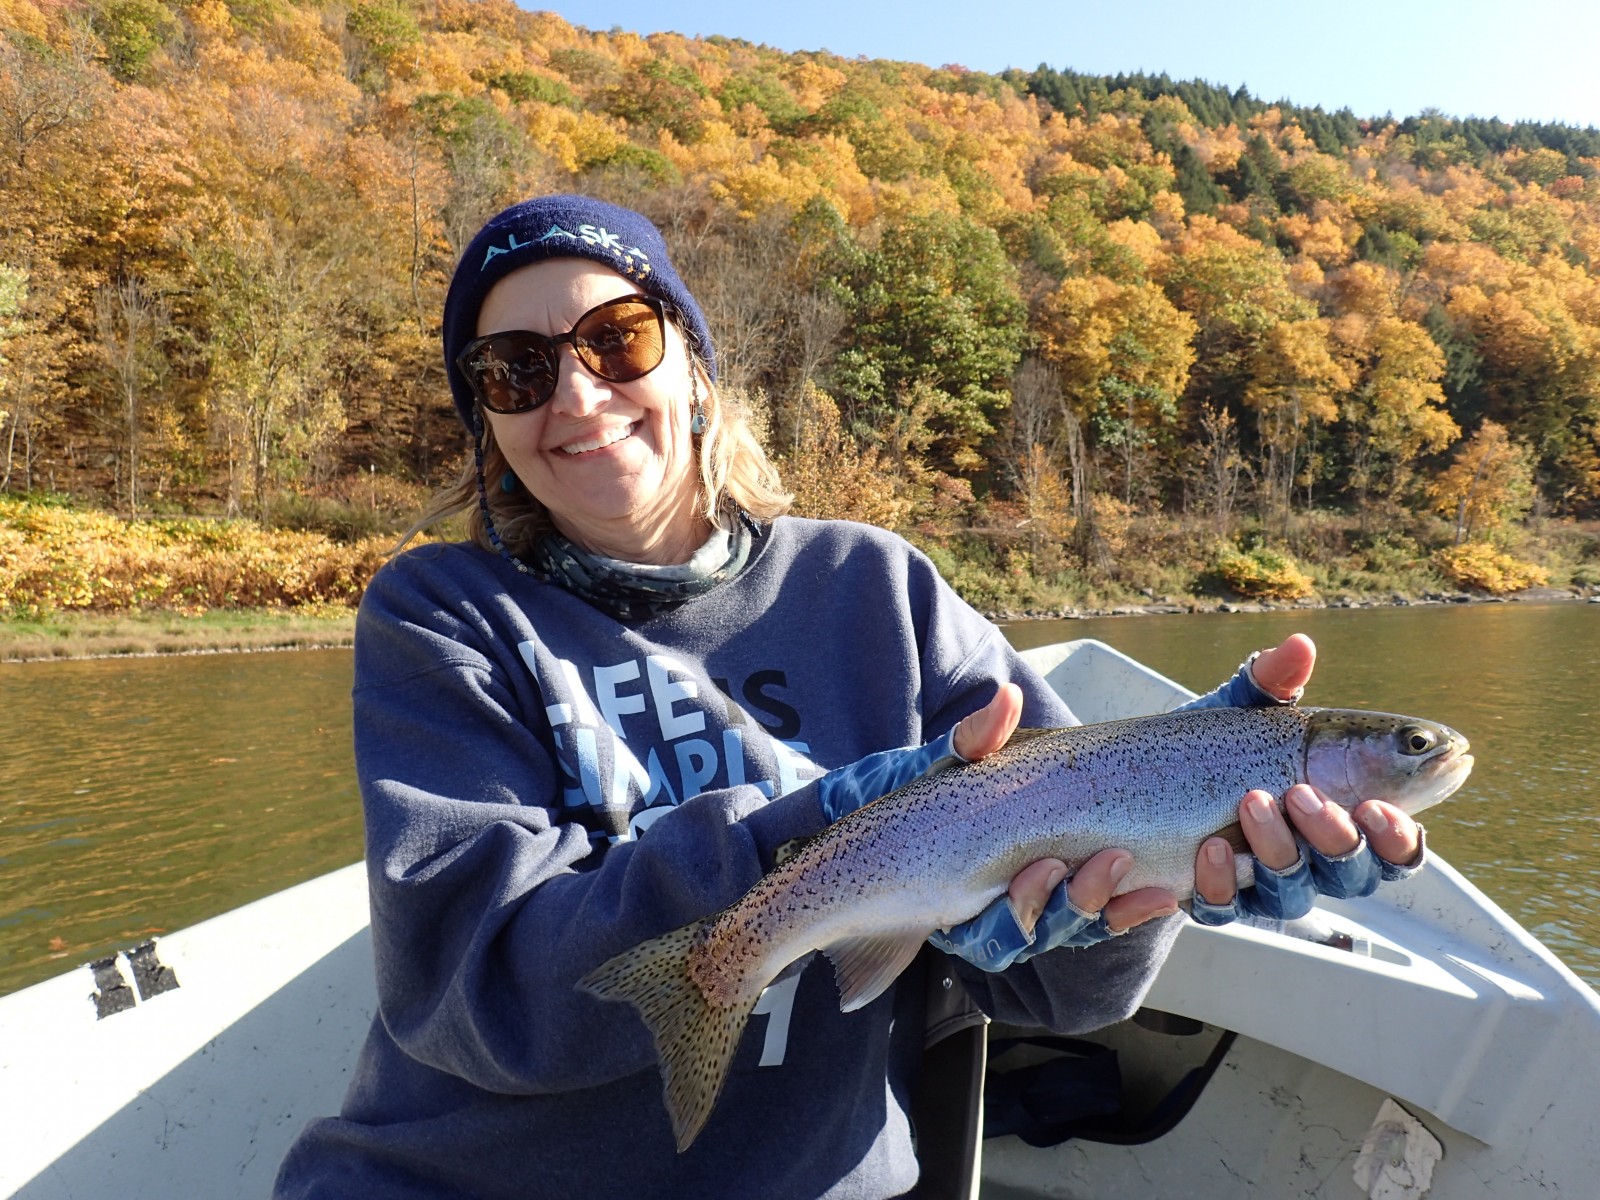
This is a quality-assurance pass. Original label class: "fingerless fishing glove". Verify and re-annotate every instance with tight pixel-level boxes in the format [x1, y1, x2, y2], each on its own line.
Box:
[1191, 826, 1429, 926]
[929, 883, 1123, 971]
[812, 729, 965, 824]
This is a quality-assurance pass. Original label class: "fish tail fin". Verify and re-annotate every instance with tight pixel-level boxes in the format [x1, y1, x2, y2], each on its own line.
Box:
[579, 918, 756, 1152]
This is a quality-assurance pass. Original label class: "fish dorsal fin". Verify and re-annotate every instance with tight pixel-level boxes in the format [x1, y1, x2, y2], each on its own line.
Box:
[822, 927, 933, 1013]
[1002, 727, 1059, 750]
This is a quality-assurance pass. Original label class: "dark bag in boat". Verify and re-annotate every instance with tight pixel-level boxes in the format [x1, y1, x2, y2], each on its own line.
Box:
[983, 1036, 1123, 1146]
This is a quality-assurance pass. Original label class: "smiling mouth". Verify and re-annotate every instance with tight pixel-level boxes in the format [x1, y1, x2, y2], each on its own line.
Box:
[560, 422, 639, 455]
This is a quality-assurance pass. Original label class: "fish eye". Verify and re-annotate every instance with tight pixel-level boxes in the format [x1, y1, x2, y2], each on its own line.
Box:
[1399, 726, 1437, 755]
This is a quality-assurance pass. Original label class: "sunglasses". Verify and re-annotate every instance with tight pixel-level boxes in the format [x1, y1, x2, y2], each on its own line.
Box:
[456, 294, 673, 415]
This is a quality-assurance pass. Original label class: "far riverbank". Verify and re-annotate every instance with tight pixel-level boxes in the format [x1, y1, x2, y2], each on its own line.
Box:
[981, 583, 1597, 623]
[4, 585, 1593, 663]
[0, 609, 357, 663]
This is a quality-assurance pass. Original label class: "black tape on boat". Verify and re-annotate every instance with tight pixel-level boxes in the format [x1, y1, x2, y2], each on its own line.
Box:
[127, 941, 180, 1000]
[90, 957, 136, 1019]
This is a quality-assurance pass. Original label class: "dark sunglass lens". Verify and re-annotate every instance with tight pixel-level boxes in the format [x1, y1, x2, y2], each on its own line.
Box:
[469, 334, 558, 412]
[575, 300, 665, 382]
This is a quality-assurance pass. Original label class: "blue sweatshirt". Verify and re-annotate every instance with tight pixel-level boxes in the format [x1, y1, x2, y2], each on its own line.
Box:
[273, 517, 1183, 1200]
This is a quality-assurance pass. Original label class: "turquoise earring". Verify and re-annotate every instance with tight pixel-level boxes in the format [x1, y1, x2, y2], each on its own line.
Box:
[500, 470, 518, 494]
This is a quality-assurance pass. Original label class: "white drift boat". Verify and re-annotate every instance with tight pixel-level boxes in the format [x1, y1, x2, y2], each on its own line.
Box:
[3, 639, 1597, 1199]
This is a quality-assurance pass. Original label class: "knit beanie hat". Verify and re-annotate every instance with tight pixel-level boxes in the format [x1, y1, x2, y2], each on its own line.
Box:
[442, 194, 717, 434]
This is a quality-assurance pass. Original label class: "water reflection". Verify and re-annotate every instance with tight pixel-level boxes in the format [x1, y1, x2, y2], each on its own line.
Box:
[1004, 602, 1600, 983]
[0, 651, 362, 995]
[1, 602, 1596, 997]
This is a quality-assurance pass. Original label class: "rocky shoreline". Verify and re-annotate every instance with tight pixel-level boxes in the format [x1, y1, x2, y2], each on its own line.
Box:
[986, 585, 1599, 623]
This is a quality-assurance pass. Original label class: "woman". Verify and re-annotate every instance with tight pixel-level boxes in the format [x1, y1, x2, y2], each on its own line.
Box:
[274, 196, 1421, 1199]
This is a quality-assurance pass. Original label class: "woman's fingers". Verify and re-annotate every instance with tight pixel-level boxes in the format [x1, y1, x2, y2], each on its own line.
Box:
[1008, 850, 1179, 938]
[1240, 789, 1300, 870]
[1194, 786, 1419, 909]
[1011, 848, 1176, 935]
[1282, 785, 1423, 864]
[1103, 888, 1181, 933]
[1194, 836, 1239, 907]
[1008, 858, 1069, 933]
[1195, 785, 1341, 906]
[1352, 799, 1422, 866]
[952, 683, 1023, 763]
[1250, 633, 1316, 701]
[1282, 784, 1360, 856]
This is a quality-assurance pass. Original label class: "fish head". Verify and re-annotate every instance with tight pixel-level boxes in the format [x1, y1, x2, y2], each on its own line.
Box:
[1303, 709, 1474, 816]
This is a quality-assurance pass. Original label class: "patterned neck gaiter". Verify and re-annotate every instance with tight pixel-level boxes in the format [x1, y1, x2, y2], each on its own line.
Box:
[529, 512, 759, 623]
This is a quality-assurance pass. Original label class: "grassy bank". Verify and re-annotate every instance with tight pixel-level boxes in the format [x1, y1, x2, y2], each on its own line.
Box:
[0, 496, 380, 660]
[0, 608, 357, 662]
[0, 497, 391, 618]
[913, 507, 1600, 619]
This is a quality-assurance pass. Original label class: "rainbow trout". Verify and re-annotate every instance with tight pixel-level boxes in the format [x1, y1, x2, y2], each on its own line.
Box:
[580, 705, 1472, 1149]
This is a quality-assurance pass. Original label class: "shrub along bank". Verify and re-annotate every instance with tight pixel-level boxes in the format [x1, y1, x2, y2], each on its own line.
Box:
[0, 499, 1592, 641]
[0, 497, 390, 619]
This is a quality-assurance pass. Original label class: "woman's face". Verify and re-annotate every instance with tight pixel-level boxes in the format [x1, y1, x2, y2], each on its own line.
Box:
[477, 258, 705, 563]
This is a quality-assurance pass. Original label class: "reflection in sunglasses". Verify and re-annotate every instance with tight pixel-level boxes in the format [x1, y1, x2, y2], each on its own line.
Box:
[457, 294, 671, 415]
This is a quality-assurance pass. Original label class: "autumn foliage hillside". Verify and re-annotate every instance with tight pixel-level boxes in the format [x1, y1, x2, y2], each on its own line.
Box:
[2, 0, 1598, 609]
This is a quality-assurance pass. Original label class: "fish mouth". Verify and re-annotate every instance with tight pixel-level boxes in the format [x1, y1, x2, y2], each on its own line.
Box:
[1405, 746, 1474, 815]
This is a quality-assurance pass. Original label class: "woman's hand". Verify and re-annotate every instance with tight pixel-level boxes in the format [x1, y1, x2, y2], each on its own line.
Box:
[950, 681, 1025, 761]
[1193, 787, 1423, 922]
[1190, 632, 1424, 922]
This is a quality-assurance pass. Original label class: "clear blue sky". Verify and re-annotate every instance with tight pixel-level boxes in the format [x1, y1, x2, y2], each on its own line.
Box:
[536, 0, 1600, 128]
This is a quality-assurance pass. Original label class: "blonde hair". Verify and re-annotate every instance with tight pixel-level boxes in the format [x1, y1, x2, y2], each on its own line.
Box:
[400, 349, 792, 557]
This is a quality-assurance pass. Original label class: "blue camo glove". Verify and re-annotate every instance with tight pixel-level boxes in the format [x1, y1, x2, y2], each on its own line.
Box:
[813, 728, 966, 824]
[1176, 649, 1297, 714]
[930, 879, 1123, 972]
[1191, 825, 1430, 926]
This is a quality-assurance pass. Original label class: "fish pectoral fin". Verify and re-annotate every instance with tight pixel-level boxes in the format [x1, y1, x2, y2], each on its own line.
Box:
[823, 927, 933, 1013]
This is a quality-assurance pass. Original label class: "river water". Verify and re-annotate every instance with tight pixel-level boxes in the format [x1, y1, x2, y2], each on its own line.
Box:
[1, 601, 1596, 997]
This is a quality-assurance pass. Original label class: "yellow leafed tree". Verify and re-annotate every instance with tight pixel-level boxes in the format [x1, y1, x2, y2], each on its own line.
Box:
[776, 383, 907, 528]
[1244, 318, 1353, 519]
[1428, 421, 1537, 545]
[1338, 316, 1458, 513]
[1036, 274, 1196, 505]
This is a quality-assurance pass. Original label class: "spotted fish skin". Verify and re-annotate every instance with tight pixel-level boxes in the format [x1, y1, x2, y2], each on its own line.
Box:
[580, 705, 1472, 1150]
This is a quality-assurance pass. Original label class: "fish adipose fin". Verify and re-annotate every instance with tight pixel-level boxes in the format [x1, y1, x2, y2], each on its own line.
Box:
[579, 918, 757, 1153]
[823, 927, 934, 1012]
